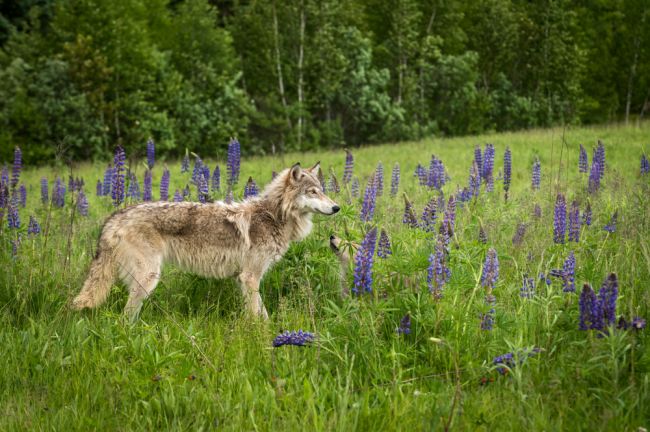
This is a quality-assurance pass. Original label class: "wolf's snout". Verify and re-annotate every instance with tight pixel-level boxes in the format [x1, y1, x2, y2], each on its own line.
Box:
[332, 205, 340, 214]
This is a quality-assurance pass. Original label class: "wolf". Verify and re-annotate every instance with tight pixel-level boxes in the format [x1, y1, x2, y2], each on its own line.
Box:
[71, 162, 339, 321]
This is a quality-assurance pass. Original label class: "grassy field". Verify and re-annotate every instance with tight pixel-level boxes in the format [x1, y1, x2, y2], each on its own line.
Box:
[1, 123, 649, 431]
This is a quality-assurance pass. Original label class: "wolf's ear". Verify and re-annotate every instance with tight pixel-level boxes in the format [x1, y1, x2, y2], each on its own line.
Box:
[290, 163, 302, 182]
[308, 161, 321, 173]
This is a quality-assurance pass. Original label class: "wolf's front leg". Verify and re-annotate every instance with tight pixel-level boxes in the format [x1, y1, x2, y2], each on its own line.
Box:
[238, 271, 269, 320]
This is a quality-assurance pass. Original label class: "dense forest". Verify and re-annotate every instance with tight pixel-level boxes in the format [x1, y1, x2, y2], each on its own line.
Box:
[0, 0, 649, 163]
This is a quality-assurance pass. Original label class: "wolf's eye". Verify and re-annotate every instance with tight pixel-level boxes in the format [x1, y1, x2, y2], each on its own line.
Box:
[309, 189, 318, 195]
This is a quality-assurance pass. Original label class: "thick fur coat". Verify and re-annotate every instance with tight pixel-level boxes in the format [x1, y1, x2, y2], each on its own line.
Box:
[72, 163, 339, 320]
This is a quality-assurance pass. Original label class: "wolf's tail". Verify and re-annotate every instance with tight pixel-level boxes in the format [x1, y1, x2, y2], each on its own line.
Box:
[71, 249, 115, 310]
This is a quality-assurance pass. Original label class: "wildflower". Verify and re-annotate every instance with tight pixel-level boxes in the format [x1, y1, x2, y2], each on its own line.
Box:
[568, 201, 581, 242]
[427, 156, 445, 190]
[173, 189, 183, 202]
[351, 177, 360, 198]
[493, 347, 541, 375]
[579, 283, 602, 331]
[402, 194, 418, 228]
[95, 180, 102, 197]
[273, 330, 315, 347]
[143, 170, 152, 201]
[603, 210, 617, 233]
[420, 197, 438, 232]
[390, 163, 400, 196]
[212, 165, 221, 192]
[197, 173, 209, 203]
[414, 164, 427, 186]
[482, 144, 495, 192]
[480, 294, 496, 330]
[598, 273, 618, 326]
[641, 154, 650, 175]
[127, 172, 141, 201]
[478, 225, 487, 244]
[503, 147, 511, 201]
[27, 215, 40, 235]
[11, 234, 21, 257]
[469, 161, 481, 198]
[352, 227, 378, 294]
[631, 317, 646, 330]
[111, 146, 126, 207]
[375, 163, 384, 196]
[474, 145, 483, 174]
[588, 141, 605, 193]
[181, 151, 190, 173]
[377, 229, 392, 258]
[328, 170, 340, 194]
[53, 177, 66, 207]
[191, 156, 204, 185]
[512, 222, 526, 246]
[532, 157, 541, 190]
[579, 144, 588, 173]
[428, 239, 450, 299]
[481, 248, 499, 289]
[582, 202, 592, 226]
[553, 193, 566, 244]
[439, 195, 456, 245]
[520, 275, 535, 298]
[18, 184, 26, 207]
[40, 177, 49, 203]
[360, 177, 377, 222]
[559, 251, 576, 292]
[77, 190, 89, 216]
[0, 164, 8, 187]
[102, 165, 113, 196]
[146, 138, 155, 169]
[343, 149, 354, 184]
[11, 146, 22, 188]
[397, 314, 411, 335]
[155, 167, 168, 201]
[7, 199, 19, 229]
[227, 138, 241, 185]
[243, 176, 258, 199]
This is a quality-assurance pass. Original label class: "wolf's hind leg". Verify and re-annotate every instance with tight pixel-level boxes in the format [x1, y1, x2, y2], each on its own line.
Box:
[239, 271, 269, 320]
[120, 253, 163, 323]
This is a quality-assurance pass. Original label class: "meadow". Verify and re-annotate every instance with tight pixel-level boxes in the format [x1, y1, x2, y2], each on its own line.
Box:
[1, 123, 649, 431]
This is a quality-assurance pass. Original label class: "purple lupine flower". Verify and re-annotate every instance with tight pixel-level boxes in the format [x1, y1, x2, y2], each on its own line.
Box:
[202, 166, 211, 188]
[127, 172, 141, 201]
[191, 156, 203, 185]
[478, 225, 487, 244]
[631, 317, 646, 330]
[427, 156, 446, 190]
[7, 199, 19, 229]
[533, 203, 542, 219]
[469, 161, 481, 198]
[390, 163, 400, 196]
[481, 248, 499, 289]
[111, 146, 126, 207]
[493, 347, 541, 375]
[224, 187, 233, 204]
[146, 138, 155, 169]
[181, 152, 190, 173]
[160, 167, 170, 201]
[553, 193, 567, 244]
[77, 190, 89, 216]
[414, 164, 427, 186]
[420, 197, 438, 232]
[0, 164, 8, 187]
[457, 187, 471, 204]
[532, 157, 541, 190]
[512, 222, 527, 246]
[402, 194, 418, 228]
[377, 228, 392, 258]
[503, 147, 511, 201]
[328, 172, 340, 194]
[40, 177, 49, 203]
[18, 184, 26, 207]
[11, 146, 22, 188]
[273, 330, 315, 347]
[53, 177, 66, 207]
[243, 176, 258, 199]
[212, 165, 221, 192]
[352, 227, 378, 294]
[588, 141, 606, 193]
[598, 273, 618, 326]
[375, 163, 384, 196]
[360, 177, 377, 222]
[579, 144, 588, 173]
[582, 202, 592, 226]
[568, 200, 581, 242]
[397, 314, 411, 335]
[143, 170, 152, 201]
[480, 294, 496, 330]
[351, 177, 360, 198]
[439, 196, 456, 245]
[428, 239, 450, 299]
[579, 284, 602, 331]
[482, 144, 495, 192]
[227, 138, 241, 185]
[604, 210, 617, 233]
[553, 251, 576, 292]
[474, 145, 483, 174]
[197, 173, 209, 203]
[102, 165, 113, 196]
[641, 154, 650, 175]
[595, 141, 605, 180]
[520, 275, 535, 298]
[11, 234, 21, 257]
[95, 180, 102, 197]
[173, 189, 183, 202]
[343, 149, 354, 184]
[27, 215, 41, 235]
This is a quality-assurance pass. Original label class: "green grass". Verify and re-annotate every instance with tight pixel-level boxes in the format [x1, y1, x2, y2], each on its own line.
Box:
[2, 123, 650, 431]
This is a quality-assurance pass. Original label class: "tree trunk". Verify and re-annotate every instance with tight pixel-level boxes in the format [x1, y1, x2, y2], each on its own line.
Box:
[272, 0, 292, 138]
[625, 9, 646, 124]
[297, 0, 305, 149]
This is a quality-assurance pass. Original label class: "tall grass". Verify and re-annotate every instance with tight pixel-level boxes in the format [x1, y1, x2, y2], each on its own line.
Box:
[1, 123, 649, 430]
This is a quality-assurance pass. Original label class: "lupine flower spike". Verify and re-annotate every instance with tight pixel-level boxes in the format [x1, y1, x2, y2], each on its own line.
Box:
[579, 284, 603, 331]
[146, 138, 155, 169]
[503, 147, 511, 201]
[227, 138, 241, 185]
[343, 149, 354, 184]
[360, 177, 377, 222]
[603, 210, 617, 233]
[532, 157, 541, 190]
[160, 167, 170, 201]
[111, 146, 126, 207]
[352, 227, 378, 294]
[143, 170, 152, 201]
[397, 314, 411, 335]
[11, 146, 22, 188]
[273, 330, 315, 347]
[375, 163, 384, 196]
[244, 177, 259, 199]
[212, 165, 221, 192]
[402, 194, 418, 228]
[390, 163, 400, 196]
[428, 239, 450, 299]
[641, 154, 650, 175]
[553, 193, 566, 244]
[77, 190, 89, 216]
[377, 229, 392, 258]
[579, 144, 588, 173]
[41, 178, 49, 203]
[568, 200, 581, 242]
[28, 215, 41, 235]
